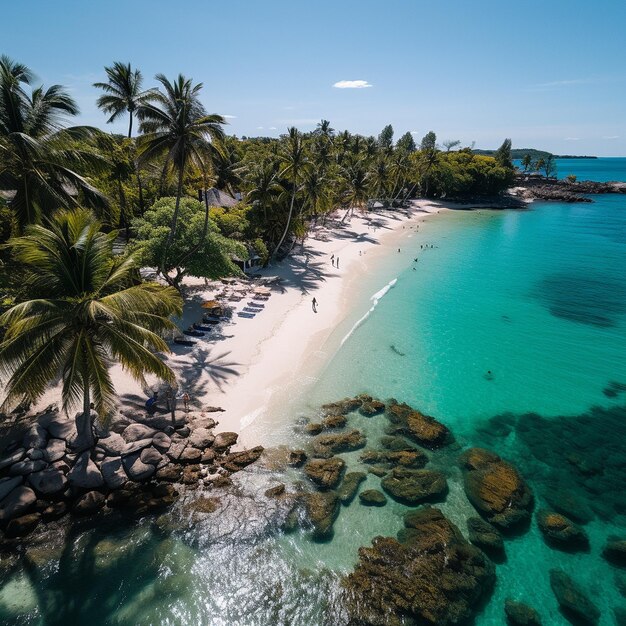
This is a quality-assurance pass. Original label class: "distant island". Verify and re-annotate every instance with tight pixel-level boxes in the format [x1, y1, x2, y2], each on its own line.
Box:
[473, 148, 597, 160]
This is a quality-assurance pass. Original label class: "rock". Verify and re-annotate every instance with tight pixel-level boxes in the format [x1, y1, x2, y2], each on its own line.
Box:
[368, 466, 388, 478]
[155, 465, 183, 482]
[360, 448, 427, 469]
[28, 448, 44, 460]
[97, 432, 126, 456]
[201, 449, 216, 464]
[0, 485, 37, 521]
[45, 415, 76, 440]
[359, 399, 386, 417]
[188, 428, 215, 450]
[211, 475, 233, 489]
[549, 569, 599, 625]
[544, 488, 594, 524]
[0, 448, 26, 470]
[73, 491, 106, 515]
[338, 472, 366, 505]
[321, 397, 362, 416]
[264, 484, 285, 498]
[101, 457, 128, 489]
[178, 447, 202, 464]
[9, 459, 47, 476]
[359, 489, 387, 506]
[467, 517, 504, 552]
[221, 446, 264, 472]
[122, 453, 156, 481]
[616, 571, 626, 598]
[41, 501, 68, 522]
[43, 438, 66, 463]
[537, 511, 589, 551]
[321, 415, 347, 429]
[181, 465, 201, 485]
[459, 448, 533, 529]
[122, 438, 154, 456]
[152, 432, 171, 452]
[504, 599, 542, 626]
[0, 477, 22, 501]
[312, 429, 366, 456]
[213, 432, 238, 451]
[379, 435, 417, 452]
[166, 442, 187, 461]
[176, 425, 191, 438]
[5, 513, 41, 538]
[381, 468, 447, 505]
[187, 496, 220, 514]
[288, 449, 307, 467]
[304, 457, 345, 490]
[68, 451, 104, 489]
[305, 422, 323, 435]
[345, 507, 495, 625]
[28, 468, 67, 496]
[386, 401, 450, 448]
[23, 424, 48, 449]
[603, 539, 626, 566]
[304, 491, 340, 539]
[121, 423, 157, 443]
[140, 446, 164, 466]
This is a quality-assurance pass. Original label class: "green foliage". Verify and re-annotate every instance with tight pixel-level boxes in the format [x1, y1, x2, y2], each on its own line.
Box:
[494, 138, 513, 168]
[378, 124, 394, 150]
[252, 238, 269, 265]
[396, 132, 417, 153]
[131, 197, 247, 287]
[420, 131, 437, 152]
[565, 174, 577, 183]
[209, 203, 251, 239]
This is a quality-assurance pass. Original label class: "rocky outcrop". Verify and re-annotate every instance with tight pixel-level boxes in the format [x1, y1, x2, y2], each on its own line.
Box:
[359, 489, 387, 506]
[213, 431, 238, 451]
[312, 429, 366, 457]
[358, 397, 386, 417]
[537, 510, 589, 551]
[221, 447, 264, 472]
[320, 397, 362, 416]
[603, 539, 626, 566]
[304, 491, 340, 539]
[0, 486, 37, 522]
[68, 452, 104, 489]
[386, 401, 450, 448]
[288, 449, 307, 467]
[381, 468, 447, 505]
[516, 173, 626, 204]
[549, 569, 599, 625]
[28, 468, 67, 496]
[459, 448, 533, 529]
[337, 471, 366, 505]
[344, 507, 495, 625]
[504, 599, 542, 626]
[467, 517, 504, 553]
[304, 457, 345, 490]
[360, 448, 427, 469]
[321, 414, 347, 429]
[73, 491, 106, 515]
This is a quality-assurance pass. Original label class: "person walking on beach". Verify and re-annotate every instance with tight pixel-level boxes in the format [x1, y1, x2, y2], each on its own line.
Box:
[182, 392, 190, 412]
[336, 257, 340, 268]
[312, 297, 318, 313]
[330, 254, 335, 267]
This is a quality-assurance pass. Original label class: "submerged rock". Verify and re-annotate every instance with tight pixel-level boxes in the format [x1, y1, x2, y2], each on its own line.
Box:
[73, 490, 106, 515]
[344, 507, 495, 625]
[504, 599, 542, 625]
[537, 510, 589, 551]
[467, 517, 504, 552]
[603, 538, 626, 566]
[321, 414, 347, 429]
[360, 448, 428, 469]
[288, 449, 307, 467]
[381, 468, 447, 505]
[359, 489, 387, 506]
[304, 422, 323, 435]
[337, 472, 366, 505]
[386, 401, 451, 448]
[459, 448, 533, 529]
[359, 399, 386, 417]
[304, 457, 345, 490]
[5, 512, 41, 538]
[304, 491, 340, 539]
[221, 446, 264, 473]
[0, 485, 36, 522]
[549, 569, 599, 625]
[321, 397, 362, 416]
[312, 429, 366, 457]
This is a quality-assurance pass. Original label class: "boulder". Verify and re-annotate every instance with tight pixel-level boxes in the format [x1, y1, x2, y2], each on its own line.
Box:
[5, 512, 41, 538]
[321, 397, 362, 416]
[201, 449, 216, 464]
[0, 477, 22, 502]
[603, 539, 626, 566]
[221, 446, 264, 472]
[188, 428, 215, 450]
[368, 466, 389, 478]
[152, 432, 171, 452]
[28, 448, 44, 461]
[549, 569, 599, 625]
[359, 489, 387, 506]
[178, 447, 202, 464]
[176, 425, 191, 437]
[338, 472, 366, 505]
[0, 448, 26, 471]
[304, 491, 340, 539]
[45, 415, 76, 440]
[23, 424, 48, 449]
[344, 507, 495, 625]
[288, 449, 307, 467]
[459, 448, 533, 529]
[122, 437, 154, 456]
[9, 459, 47, 476]
[73, 490, 106, 515]
[504, 599, 542, 626]
[537, 511, 589, 551]
[381, 468, 447, 505]
[304, 457, 345, 490]
[68, 452, 104, 489]
[140, 446, 164, 466]
[0, 485, 37, 521]
[97, 432, 126, 456]
[28, 468, 67, 496]
[166, 441, 187, 461]
[360, 448, 427, 470]
[304, 422, 323, 435]
[386, 401, 450, 448]
[155, 465, 183, 482]
[467, 517, 504, 552]
[43, 438, 66, 463]
[101, 457, 128, 489]
[379, 435, 418, 452]
[265, 484, 286, 498]
[121, 423, 157, 443]
[321, 415, 347, 429]
[122, 452, 156, 481]
[359, 399, 386, 417]
[312, 429, 366, 456]
[213, 432, 238, 451]
[41, 501, 68, 522]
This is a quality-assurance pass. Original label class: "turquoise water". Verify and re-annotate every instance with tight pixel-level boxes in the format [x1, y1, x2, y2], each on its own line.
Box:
[515, 156, 626, 182]
[2, 184, 626, 623]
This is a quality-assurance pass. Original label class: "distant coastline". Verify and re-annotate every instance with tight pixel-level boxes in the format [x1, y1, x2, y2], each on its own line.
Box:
[474, 148, 597, 160]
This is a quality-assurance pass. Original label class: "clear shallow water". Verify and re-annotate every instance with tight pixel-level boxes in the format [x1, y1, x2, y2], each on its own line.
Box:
[2, 189, 626, 624]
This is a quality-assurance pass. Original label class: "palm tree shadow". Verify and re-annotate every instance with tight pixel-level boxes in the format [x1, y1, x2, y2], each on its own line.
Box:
[180, 347, 241, 395]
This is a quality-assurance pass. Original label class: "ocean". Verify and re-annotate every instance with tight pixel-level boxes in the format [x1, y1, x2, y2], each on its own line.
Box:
[1, 160, 625, 625]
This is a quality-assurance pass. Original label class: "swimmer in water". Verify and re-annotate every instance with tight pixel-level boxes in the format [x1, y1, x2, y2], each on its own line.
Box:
[484, 370, 494, 381]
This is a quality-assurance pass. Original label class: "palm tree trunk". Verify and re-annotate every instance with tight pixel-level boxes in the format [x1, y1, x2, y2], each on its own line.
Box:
[160, 165, 184, 284]
[272, 186, 296, 261]
[128, 112, 133, 139]
[74, 381, 94, 451]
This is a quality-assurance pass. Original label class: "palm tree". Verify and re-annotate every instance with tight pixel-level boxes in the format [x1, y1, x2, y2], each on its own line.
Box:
[0, 56, 108, 232]
[0, 208, 182, 449]
[340, 160, 369, 221]
[272, 127, 306, 259]
[93, 62, 154, 139]
[245, 163, 283, 223]
[137, 73, 225, 282]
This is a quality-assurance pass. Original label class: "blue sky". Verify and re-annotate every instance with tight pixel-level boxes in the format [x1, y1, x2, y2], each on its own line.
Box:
[4, 0, 626, 155]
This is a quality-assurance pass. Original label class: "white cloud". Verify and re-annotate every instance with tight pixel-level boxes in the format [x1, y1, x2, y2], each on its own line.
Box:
[256, 126, 264, 130]
[333, 79, 372, 89]
[223, 114, 237, 119]
[603, 135, 619, 139]
[564, 137, 580, 141]
[410, 131, 419, 134]
[269, 126, 277, 130]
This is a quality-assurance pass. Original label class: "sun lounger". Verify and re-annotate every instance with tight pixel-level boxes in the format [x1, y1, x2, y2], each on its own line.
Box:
[174, 337, 196, 346]
[237, 311, 256, 318]
[243, 307, 260, 314]
[193, 323, 213, 332]
[183, 329, 205, 337]
[247, 301, 264, 308]
[202, 315, 222, 324]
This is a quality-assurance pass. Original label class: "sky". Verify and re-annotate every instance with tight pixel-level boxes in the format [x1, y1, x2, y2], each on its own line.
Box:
[4, 0, 626, 155]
